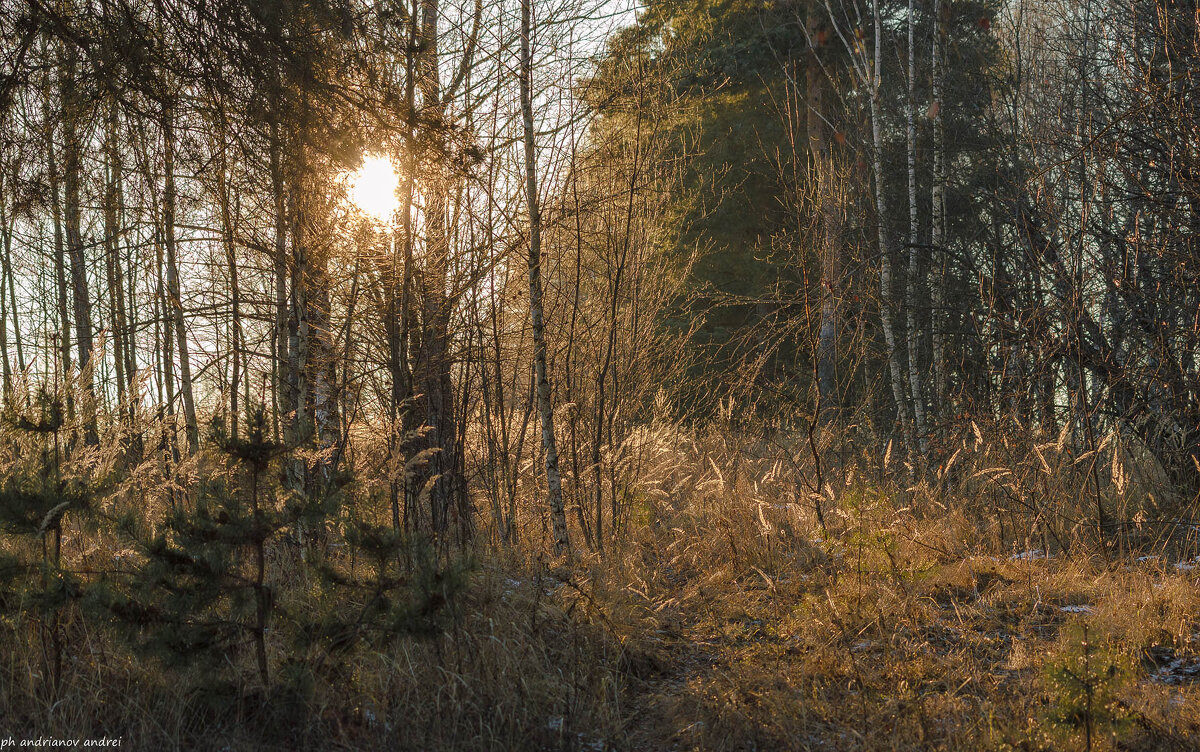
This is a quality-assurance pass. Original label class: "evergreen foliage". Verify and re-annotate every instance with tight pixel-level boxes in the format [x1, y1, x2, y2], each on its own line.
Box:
[587, 0, 1013, 417]
[97, 404, 468, 697]
[1044, 624, 1134, 748]
[104, 405, 285, 688]
[0, 388, 101, 696]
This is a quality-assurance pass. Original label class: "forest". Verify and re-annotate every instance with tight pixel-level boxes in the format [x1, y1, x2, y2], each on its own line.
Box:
[2, 0, 1200, 749]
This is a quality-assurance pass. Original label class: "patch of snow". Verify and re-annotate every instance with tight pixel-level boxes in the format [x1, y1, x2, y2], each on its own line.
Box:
[1010, 549, 1052, 561]
[1151, 657, 1200, 685]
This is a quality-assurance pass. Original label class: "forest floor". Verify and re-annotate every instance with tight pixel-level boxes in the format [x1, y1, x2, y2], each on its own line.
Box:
[8, 476, 1200, 751]
[530, 511, 1200, 752]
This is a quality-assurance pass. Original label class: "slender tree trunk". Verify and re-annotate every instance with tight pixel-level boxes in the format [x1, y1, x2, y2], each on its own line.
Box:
[521, 0, 570, 554]
[287, 160, 310, 500]
[871, 0, 915, 449]
[3, 168, 24, 379]
[930, 0, 947, 417]
[807, 12, 840, 425]
[162, 100, 199, 454]
[0, 170, 12, 395]
[386, 186, 415, 530]
[45, 101, 75, 421]
[390, 11, 419, 532]
[214, 104, 242, 439]
[905, 0, 927, 453]
[415, 0, 466, 539]
[270, 116, 290, 446]
[155, 221, 180, 468]
[0, 107, 11, 393]
[61, 46, 97, 443]
[120, 166, 137, 406]
[565, 144, 594, 549]
[104, 100, 130, 414]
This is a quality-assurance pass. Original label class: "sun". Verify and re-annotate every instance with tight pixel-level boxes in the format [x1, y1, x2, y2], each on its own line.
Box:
[347, 154, 401, 223]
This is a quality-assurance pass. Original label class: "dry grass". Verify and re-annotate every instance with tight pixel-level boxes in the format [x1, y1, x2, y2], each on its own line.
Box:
[3, 419, 1200, 750]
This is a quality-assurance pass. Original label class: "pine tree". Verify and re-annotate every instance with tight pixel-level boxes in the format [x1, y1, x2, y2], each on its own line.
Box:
[295, 476, 470, 679]
[0, 388, 95, 697]
[109, 405, 284, 689]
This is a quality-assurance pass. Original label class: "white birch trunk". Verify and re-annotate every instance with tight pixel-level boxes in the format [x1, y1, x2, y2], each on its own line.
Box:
[930, 0, 947, 414]
[521, 0, 570, 553]
[905, 0, 928, 453]
[871, 0, 915, 448]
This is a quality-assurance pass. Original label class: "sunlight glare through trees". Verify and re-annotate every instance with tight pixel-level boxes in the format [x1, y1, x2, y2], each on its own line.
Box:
[347, 154, 401, 223]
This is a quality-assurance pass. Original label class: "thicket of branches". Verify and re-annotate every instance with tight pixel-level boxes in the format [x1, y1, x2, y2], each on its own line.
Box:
[0, 0, 689, 552]
[602, 0, 1200, 520]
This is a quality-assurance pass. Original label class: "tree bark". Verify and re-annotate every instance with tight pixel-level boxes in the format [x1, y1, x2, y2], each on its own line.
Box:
[61, 46, 97, 443]
[413, 0, 466, 540]
[807, 11, 839, 425]
[270, 116, 291, 447]
[43, 57, 74, 421]
[870, 0, 915, 451]
[929, 0, 947, 417]
[2, 163, 24, 381]
[0, 168, 13, 394]
[214, 102, 242, 440]
[904, 0, 927, 453]
[104, 99, 132, 421]
[162, 99, 200, 454]
[521, 0, 570, 553]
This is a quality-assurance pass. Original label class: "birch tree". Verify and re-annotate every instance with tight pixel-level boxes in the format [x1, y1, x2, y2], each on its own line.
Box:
[904, 0, 927, 452]
[825, 0, 915, 450]
[520, 0, 570, 553]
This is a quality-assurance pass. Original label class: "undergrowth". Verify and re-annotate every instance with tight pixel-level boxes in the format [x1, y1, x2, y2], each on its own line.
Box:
[3, 409, 1200, 751]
